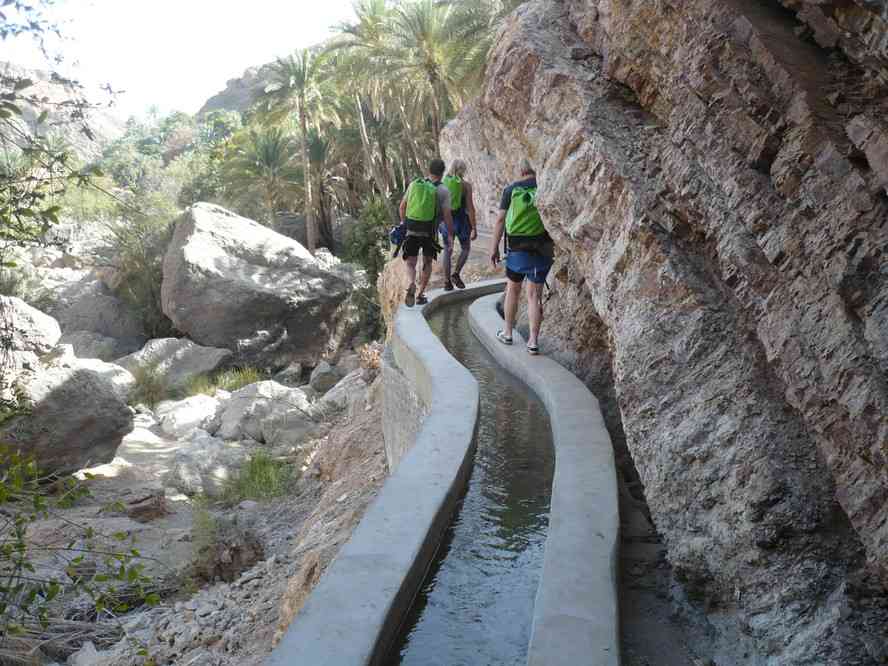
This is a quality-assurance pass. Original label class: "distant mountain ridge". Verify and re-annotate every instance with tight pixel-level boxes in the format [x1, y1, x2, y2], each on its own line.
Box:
[197, 61, 278, 117]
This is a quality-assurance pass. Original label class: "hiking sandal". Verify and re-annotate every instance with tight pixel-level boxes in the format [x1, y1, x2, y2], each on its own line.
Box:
[496, 330, 513, 345]
[405, 284, 416, 308]
[416, 293, 429, 305]
[527, 344, 540, 355]
[451, 273, 466, 289]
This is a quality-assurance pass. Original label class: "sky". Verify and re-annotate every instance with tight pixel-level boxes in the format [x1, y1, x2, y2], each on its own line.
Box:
[3, 0, 358, 119]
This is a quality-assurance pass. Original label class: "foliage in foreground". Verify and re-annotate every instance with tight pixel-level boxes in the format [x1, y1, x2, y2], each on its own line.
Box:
[0, 448, 159, 662]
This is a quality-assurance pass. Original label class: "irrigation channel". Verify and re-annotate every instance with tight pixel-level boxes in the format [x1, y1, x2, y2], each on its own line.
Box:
[385, 299, 556, 666]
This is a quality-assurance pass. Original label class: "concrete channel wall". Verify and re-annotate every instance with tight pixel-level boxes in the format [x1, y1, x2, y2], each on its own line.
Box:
[267, 280, 505, 666]
[469, 292, 621, 666]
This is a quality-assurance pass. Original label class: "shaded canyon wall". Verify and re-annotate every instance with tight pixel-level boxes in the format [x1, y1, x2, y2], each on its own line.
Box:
[441, 0, 888, 662]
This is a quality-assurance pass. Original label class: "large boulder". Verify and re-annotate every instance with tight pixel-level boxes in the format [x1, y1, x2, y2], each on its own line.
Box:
[0, 353, 134, 474]
[0, 296, 61, 354]
[217, 380, 316, 446]
[163, 429, 250, 497]
[161, 204, 361, 368]
[48, 275, 144, 340]
[155, 394, 227, 439]
[115, 338, 232, 391]
[316, 370, 369, 419]
[60, 330, 144, 362]
[309, 361, 339, 394]
[42, 345, 136, 403]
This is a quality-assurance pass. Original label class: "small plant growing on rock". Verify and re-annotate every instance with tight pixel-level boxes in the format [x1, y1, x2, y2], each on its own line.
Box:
[129, 362, 171, 409]
[190, 498, 263, 584]
[224, 451, 294, 503]
[185, 367, 266, 397]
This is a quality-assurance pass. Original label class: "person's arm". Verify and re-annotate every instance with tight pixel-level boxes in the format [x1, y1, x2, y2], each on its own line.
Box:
[491, 210, 506, 267]
[439, 185, 454, 238]
[399, 196, 407, 224]
[466, 182, 478, 240]
[443, 205, 454, 239]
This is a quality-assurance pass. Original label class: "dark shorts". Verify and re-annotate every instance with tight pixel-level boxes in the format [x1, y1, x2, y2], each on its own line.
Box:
[402, 234, 439, 261]
[505, 250, 552, 284]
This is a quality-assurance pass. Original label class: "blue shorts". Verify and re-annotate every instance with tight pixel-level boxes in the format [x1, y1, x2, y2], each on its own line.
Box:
[439, 209, 471, 244]
[505, 250, 552, 284]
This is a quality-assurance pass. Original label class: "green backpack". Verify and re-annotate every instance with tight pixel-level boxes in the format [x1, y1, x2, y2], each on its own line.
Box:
[406, 178, 438, 223]
[505, 186, 544, 237]
[443, 175, 463, 210]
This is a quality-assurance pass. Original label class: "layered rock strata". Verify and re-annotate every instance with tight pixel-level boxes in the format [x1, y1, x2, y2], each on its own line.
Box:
[442, 0, 888, 662]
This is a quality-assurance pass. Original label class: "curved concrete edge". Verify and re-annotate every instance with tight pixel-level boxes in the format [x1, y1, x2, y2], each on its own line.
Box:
[468, 293, 621, 666]
[267, 279, 505, 666]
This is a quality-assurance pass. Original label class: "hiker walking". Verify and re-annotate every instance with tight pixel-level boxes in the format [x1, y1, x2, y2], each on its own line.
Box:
[490, 159, 554, 355]
[440, 159, 478, 291]
[399, 158, 454, 307]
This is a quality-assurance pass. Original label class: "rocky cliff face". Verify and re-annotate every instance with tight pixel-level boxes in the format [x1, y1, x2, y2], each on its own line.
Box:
[197, 63, 276, 117]
[442, 0, 888, 662]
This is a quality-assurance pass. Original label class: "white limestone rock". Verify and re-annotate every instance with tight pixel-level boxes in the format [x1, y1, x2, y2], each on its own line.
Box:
[156, 394, 227, 438]
[116, 338, 232, 390]
[0, 295, 61, 354]
[163, 429, 250, 497]
[217, 380, 316, 446]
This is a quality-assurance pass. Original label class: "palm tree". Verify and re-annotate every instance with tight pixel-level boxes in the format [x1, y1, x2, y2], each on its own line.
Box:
[221, 125, 301, 225]
[333, 0, 498, 151]
[262, 49, 328, 253]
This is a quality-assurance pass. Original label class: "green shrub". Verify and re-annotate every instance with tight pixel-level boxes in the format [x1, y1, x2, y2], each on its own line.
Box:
[224, 452, 293, 503]
[56, 176, 118, 223]
[99, 209, 177, 340]
[342, 197, 390, 286]
[129, 363, 171, 408]
[185, 367, 265, 397]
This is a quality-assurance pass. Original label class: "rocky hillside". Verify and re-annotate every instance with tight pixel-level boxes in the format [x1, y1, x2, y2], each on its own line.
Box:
[1, 62, 125, 160]
[442, 0, 888, 663]
[197, 62, 277, 117]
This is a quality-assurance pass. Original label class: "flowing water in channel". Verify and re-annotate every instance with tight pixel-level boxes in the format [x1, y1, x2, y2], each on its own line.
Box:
[385, 300, 555, 666]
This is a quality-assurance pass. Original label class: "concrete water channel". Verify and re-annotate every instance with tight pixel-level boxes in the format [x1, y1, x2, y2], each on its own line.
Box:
[385, 299, 555, 665]
[268, 281, 619, 666]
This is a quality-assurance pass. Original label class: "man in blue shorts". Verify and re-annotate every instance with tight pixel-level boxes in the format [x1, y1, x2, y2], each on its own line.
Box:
[490, 160, 553, 355]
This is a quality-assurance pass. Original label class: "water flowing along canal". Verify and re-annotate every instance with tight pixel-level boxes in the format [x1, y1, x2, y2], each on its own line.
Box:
[385, 299, 555, 666]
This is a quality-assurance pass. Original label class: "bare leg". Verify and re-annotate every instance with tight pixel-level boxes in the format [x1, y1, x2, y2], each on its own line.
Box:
[405, 255, 418, 286]
[417, 254, 434, 297]
[503, 279, 522, 337]
[441, 235, 453, 281]
[455, 237, 472, 275]
[526, 281, 544, 347]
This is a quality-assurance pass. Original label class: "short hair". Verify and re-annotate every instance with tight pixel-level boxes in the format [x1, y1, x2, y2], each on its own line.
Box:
[429, 158, 446, 177]
[448, 159, 467, 177]
[519, 159, 535, 176]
